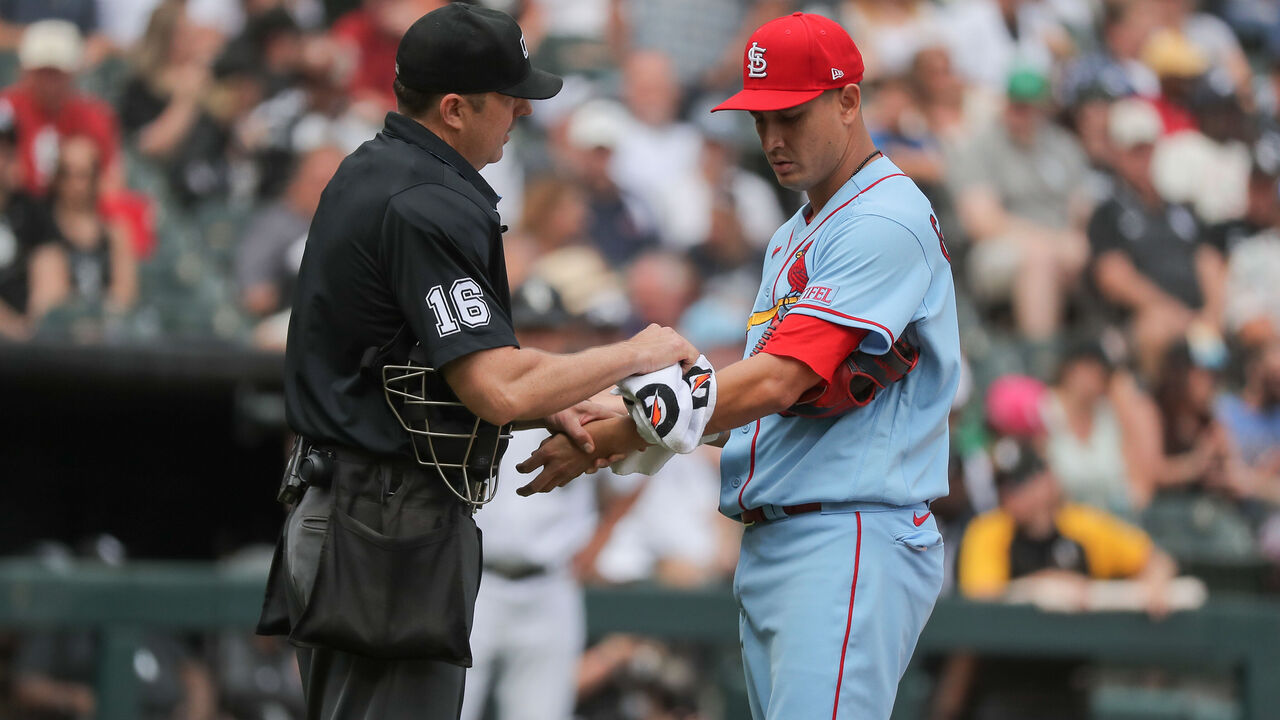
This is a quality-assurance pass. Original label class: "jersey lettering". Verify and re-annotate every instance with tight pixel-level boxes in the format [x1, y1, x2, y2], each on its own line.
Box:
[425, 278, 491, 336]
[451, 278, 491, 328]
[426, 285, 459, 336]
[801, 285, 837, 305]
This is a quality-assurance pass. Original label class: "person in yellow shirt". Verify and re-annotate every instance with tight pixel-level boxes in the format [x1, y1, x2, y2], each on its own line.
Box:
[960, 439, 1176, 614]
[940, 441, 1178, 720]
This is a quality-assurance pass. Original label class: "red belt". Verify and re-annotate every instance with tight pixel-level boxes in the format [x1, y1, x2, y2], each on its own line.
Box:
[739, 503, 823, 526]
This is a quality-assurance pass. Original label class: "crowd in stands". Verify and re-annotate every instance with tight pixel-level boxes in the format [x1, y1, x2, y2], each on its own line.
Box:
[3, 0, 1280, 717]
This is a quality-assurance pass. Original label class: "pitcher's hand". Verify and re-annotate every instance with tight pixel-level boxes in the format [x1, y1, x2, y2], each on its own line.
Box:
[516, 433, 623, 496]
[545, 399, 625, 454]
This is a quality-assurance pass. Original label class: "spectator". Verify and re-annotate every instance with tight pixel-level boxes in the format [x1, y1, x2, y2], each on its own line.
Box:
[1150, 342, 1247, 498]
[1088, 98, 1226, 379]
[1041, 341, 1161, 516]
[949, 67, 1092, 343]
[218, 7, 306, 97]
[908, 43, 1000, 150]
[955, 439, 1177, 719]
[561, 98, 659, 267]
[279, 33, 382, 154]
[1140, 28, 1210, 135]
[617, 0, 787, 91]
[1060, 0, 1160, 107]
[0, 20, 121, 197]
[0, 108, 56, 340]
[162, 48, 270, 207]
[330, 0, 443, 118]
[866, 73, 947, 195]
[0, 0, 113, 66]
[961, 440, 1176, 608]
[1217, 340, 1280, 476]
[118, 0, 213, 161]
[1216, 165, 1280, 347]
[624, 250, 700, 330]
[611, 50, 702, 229]
[1151, 78, 1253, 225]
[513, 174, 591, 257]
[649, 106, 784, 253]
[941, 0, 1071, 93]
[839, 0, 942, 81]
[235, 144, 344, 343]
[27, 135, 136, 328]
[1149, 0, 1254, 102]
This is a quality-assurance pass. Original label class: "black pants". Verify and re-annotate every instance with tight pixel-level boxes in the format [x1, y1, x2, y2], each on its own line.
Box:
[282, 457, 479, 720]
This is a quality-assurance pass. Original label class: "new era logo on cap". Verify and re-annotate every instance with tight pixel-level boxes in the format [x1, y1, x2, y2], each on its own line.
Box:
[712, 12, 864, 113]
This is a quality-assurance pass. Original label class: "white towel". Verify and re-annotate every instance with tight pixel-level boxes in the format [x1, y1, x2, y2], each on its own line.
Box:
[613, 356, 717, 455]
[610, 432, 724, 475]
[610, 445, 676, 476]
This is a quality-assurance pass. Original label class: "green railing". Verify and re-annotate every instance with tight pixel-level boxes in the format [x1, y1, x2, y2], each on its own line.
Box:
[2, 560, 1279, 719]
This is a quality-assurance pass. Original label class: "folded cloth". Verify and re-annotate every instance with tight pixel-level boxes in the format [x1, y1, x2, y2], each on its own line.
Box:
[611, 445, 675, 475]
[613, 356, 717, 454]
[610, 432, 725, 475]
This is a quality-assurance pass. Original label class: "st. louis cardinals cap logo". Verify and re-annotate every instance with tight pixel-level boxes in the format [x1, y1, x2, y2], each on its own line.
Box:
[747, 42, 767, 78]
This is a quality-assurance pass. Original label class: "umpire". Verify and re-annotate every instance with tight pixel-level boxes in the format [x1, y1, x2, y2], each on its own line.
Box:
[256, 5, 697, 718]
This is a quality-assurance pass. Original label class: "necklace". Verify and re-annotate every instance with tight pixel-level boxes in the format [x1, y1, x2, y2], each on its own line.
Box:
[851, 148, 881, 179]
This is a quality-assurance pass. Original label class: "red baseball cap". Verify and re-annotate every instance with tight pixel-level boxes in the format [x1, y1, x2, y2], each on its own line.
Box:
[712, 12, 864, 113]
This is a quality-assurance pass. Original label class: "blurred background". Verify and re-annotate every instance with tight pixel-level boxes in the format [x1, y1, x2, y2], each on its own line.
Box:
[1, 0, 1280, 718]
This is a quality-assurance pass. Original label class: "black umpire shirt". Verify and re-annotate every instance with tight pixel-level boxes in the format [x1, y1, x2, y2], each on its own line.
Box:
[284, 112, 518, 458]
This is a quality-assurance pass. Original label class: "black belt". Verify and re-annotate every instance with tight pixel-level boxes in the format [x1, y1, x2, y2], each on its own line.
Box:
[738, 503, 823, 526]
[483, 560, 549, 581]
[301, 442, 462, 499]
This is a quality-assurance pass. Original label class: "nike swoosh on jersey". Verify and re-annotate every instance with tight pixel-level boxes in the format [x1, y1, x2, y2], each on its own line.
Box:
[912, 512, 931, 527]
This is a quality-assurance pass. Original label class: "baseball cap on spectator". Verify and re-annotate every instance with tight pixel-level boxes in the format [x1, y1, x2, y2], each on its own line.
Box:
[1006, 67, 1050, 104]
[511, 277, 572, 331]
[712, 12, 864, 112]
[395, 4, 562, 100]
[1141, 29, 1208, 79]
[1109, 98, 1162, 149]
[985, 375, 1046, 438]
[566, 99, 631, 150]
[18, 20, 83, 73]
[990, 438, 1048, 493]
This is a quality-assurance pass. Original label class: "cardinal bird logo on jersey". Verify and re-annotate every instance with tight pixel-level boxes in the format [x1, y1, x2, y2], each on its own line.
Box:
[786, 247, 810, 294]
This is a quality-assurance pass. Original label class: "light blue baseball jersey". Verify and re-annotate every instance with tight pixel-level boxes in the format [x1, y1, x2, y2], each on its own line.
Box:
[719, 156, 961, 517]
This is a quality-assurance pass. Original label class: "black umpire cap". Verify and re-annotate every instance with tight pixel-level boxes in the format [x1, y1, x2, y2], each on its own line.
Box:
[395, 3, 563, 99]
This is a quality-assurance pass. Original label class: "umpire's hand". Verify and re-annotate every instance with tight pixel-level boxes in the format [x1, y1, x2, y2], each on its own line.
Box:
[626, 324, 700, 374]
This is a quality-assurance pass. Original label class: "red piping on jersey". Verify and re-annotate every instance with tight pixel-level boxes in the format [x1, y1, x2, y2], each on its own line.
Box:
[791, 303, 897, 345]
[736, 420, 763, 511]
[769, 173, 908, 302]
[831, 511, 863, 720]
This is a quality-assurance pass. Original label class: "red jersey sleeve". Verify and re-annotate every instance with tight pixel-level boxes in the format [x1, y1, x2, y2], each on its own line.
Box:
[761, 312, 868, 383]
